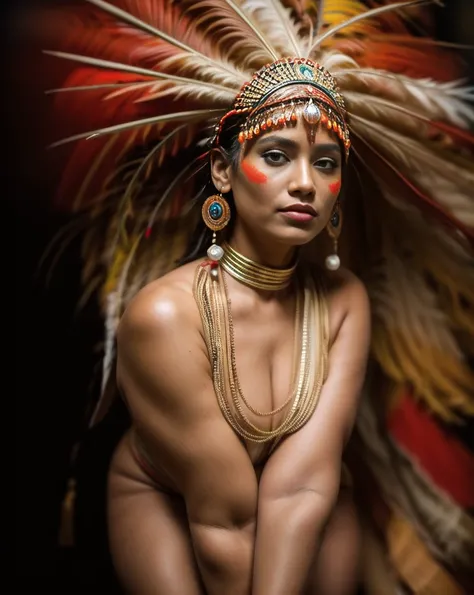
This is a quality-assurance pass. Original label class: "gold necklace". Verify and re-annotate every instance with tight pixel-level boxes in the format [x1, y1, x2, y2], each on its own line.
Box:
[220, 242, 297, 291]
[193, 260, 330, 447]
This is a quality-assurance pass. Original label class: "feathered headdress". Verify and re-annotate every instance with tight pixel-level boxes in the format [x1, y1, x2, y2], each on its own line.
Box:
[42, 1, 474, 592]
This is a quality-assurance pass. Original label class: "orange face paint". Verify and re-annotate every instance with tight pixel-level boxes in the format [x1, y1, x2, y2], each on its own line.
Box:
[329, 180, 341, 195]
[241, 160, 267, 184]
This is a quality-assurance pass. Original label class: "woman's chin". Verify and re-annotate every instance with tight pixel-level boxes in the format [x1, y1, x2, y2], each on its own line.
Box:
[270, 224, 321, 247]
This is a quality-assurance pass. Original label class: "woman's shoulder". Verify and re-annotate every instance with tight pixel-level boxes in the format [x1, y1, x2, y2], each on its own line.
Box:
[327, 267, 370, 339]
[325, 266, 368, 304]
[305, 263, 368, 305]
[306, 265, 370, 344]
[117, 259, 203, 345]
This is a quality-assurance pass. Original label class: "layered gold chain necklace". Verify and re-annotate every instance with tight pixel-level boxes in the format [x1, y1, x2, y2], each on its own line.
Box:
[193, 243, 329, 446]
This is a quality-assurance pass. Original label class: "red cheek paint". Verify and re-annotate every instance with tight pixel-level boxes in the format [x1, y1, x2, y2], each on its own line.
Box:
[241, 160, 267, 184]
[329, 180, 341, 195]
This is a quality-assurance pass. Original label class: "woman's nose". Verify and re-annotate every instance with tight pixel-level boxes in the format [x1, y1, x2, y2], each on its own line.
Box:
[288, 160, 315, 197]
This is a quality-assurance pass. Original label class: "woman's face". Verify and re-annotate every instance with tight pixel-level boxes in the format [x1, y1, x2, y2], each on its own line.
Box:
[225, 119, 343, 247]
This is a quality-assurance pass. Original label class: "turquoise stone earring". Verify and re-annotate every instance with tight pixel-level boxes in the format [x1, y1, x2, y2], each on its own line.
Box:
[202, 190, 231, 278]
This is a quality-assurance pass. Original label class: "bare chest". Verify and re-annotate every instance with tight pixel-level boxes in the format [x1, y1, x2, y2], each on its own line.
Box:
[232, 313, 295, 407]
[225, 297, 299, 462]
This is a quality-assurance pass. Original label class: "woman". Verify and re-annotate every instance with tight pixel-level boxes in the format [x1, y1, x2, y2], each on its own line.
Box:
[108, 77, 370, 593]
[46, 1, 474, 594]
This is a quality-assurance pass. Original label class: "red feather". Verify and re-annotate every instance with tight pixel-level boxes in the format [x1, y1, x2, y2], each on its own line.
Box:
[43, 0, 240, 210]
[50, 66, 209, 210]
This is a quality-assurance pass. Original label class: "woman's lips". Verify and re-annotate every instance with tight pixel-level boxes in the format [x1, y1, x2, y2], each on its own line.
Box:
[279, 204, 318, 223]
[280, 210, 316, 222]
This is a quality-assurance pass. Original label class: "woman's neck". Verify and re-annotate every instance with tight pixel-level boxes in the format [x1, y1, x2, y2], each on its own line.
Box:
[228, 225, 297, 269]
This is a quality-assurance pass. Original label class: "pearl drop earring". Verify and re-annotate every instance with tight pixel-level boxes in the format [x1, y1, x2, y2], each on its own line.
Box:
[325, 201, 342, 271]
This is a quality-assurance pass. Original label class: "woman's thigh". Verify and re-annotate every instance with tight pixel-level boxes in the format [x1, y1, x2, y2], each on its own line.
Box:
[108, 455, 204, 594]
[305, 488, 361, 595]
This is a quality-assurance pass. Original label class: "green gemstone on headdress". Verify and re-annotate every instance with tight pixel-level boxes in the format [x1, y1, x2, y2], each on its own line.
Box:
[299, 64, 314, 80]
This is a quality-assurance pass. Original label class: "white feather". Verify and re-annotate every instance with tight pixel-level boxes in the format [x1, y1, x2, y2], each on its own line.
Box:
[240, 0, 306, 57]
[105, 80, 235, 105]
[161, 55, 249, 88]
[336, 69, 474, 127]
[318, 50, 358, 71]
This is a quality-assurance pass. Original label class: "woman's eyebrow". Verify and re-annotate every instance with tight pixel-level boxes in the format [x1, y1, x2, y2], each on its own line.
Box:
[312, 143, 340, 153]
[255, 136, 340, 155]
[255, 136, 299, 149]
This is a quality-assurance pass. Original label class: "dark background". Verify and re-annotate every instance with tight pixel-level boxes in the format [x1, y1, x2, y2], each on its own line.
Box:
[10, 1, 474, 593]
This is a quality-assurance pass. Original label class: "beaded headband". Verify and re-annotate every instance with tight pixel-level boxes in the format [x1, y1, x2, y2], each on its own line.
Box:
[215, 58, 350, 158]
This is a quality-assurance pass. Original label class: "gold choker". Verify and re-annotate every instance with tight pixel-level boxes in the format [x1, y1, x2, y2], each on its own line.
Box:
[220, 242, 297, 291]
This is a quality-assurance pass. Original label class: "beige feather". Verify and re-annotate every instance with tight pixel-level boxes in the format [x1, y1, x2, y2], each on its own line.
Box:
[318, 50, 358, 71]
[111, 125, 190, 254]
[240, 0, 306, 57]
[174, 0, 278, 63]
[344, 89, 474, 143]
[350, 115, 474, 225]
[44, 50, 238, 103]
[48, 109, 225, 148]
[362, 202, 474, 418]
[348, 110, 474, 192]
[336, 69, 474, 127]
[402, 221, 474, 336]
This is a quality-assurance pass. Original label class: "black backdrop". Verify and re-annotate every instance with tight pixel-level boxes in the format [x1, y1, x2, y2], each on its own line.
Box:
[10, 1, 473, 593]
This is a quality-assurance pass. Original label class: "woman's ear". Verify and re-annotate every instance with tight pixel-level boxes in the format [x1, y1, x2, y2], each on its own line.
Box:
[210, 148, 232, 193]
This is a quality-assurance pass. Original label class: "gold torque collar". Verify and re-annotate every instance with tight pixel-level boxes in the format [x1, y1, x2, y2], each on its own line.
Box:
[220, 242, 297, 291]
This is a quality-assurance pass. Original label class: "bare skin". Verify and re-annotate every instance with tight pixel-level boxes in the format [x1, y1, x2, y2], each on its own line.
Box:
[108, 121, 371, 594]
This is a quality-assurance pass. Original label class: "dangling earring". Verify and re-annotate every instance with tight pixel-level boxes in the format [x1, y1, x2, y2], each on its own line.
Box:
[325, 200, 342, 271]
[202, 188, 231, 278]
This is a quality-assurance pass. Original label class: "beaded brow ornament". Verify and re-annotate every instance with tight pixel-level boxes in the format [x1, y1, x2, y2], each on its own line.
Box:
[215, 58, 350, 158]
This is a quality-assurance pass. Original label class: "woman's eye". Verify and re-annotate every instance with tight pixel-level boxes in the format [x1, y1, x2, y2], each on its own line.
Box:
[315, 158, 338, 170]
[262, 151, 288, 165]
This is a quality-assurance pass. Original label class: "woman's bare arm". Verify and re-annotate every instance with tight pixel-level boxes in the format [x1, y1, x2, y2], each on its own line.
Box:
[252, 273, 371, 595]
[116, 282, 258, 595]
